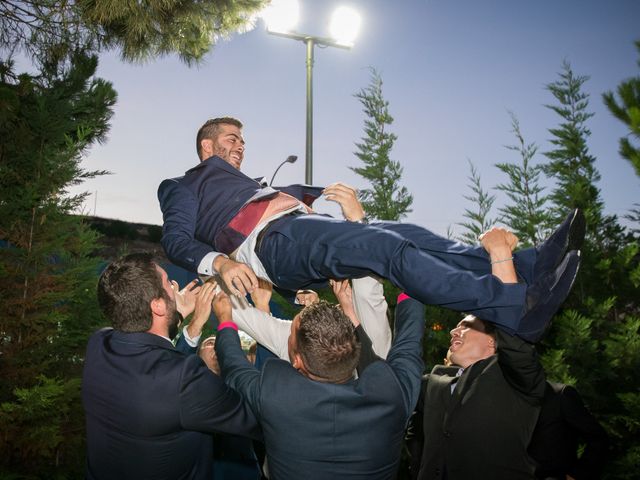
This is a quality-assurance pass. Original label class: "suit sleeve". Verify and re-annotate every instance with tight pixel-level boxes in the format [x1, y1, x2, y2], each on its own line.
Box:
[352, 276, 392, 359]
[355, 325, 382, 374]
[386, 297, 425, 415]
[405, 379, 427, 480]
[496, 329, 545, 403]
[230, 295, 291, 360]
[560, 385, 609, 479]
[158, 178, 218, 273]
[174, 332, 197, 355]
[178, 354, 261, 440]
[215, 328, 263, 417]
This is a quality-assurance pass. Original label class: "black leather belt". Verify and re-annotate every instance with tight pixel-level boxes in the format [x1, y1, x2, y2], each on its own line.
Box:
[255, 225, 270, 254]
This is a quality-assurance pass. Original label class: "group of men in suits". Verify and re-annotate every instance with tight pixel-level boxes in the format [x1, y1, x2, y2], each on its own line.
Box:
[82, 116, 602, 479]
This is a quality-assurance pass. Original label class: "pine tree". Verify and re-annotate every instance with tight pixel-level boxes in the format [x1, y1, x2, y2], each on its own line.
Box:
[0, 0, 268, 65]
[539, 61, 640, 478]
[456, 159, 496, 245]
[0, 52, 116, 476]
[351, 68, 413, 221]
[603, 40, 640, 178]
[543, 60, 604, 232]
[495, 112, 551, 247]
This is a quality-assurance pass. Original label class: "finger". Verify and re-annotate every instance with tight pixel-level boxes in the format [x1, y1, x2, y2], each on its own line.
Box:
[186, 279, 200, 291]
[240, 266, 259, 290]
[171, 280, 179, 291]
[230, 274, 249, 297]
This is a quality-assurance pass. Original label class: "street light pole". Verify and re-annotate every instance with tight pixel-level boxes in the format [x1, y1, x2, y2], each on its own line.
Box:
[264, 3, 360, 185]
[268, 30, 351, 185]
[305, 37, 314, 185]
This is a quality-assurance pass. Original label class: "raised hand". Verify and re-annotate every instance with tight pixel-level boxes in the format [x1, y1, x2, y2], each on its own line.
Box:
[212, 289, 233, 323]
[172, 279, 201, 318]
[323, 182, 366, 222]
[214, 256, 259, 297]
[251, 279, 273, 313]
[330, 279, 359, 327]
[295, 289, 319, 307]
[186, 280, 217, 339]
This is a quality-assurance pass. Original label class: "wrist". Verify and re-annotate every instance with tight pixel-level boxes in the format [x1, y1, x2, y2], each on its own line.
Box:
[186, 321, 203, 339]
[218, 321, 238, 331]
[213, 254, 229, 273]
[255, 302, 271, 313]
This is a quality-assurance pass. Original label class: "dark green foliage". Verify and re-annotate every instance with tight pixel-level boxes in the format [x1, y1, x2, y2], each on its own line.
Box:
[543, 61, 604, 232]
[444, 59, 640, 477]
[495, 112, 551, 247]
[535, 59, 640, 478]
[603, 40, 640, 178]
[456, 159, 496, 245]
[351, 68, 413, 221]
[0, 52, 114, 476]
[1, 0, 268, 66]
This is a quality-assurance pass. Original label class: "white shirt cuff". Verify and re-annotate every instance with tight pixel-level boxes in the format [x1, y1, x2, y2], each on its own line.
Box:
[198, 252, 227, 276]
[182, 325, 201, 347]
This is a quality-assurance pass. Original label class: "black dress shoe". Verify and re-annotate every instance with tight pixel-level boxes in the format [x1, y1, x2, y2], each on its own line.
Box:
[534, 210, 585, 279]
[518, 250, 581, 343]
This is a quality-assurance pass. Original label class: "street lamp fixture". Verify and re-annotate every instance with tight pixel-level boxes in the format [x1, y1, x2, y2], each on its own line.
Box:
[263, 0, 361, 184]
[270, 155, 298, 186]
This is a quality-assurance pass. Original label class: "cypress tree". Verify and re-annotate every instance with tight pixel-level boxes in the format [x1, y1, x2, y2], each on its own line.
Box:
[351, 68, 413, 221]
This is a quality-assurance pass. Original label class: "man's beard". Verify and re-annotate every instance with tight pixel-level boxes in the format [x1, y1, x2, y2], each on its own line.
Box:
[167, 299, 181, 340]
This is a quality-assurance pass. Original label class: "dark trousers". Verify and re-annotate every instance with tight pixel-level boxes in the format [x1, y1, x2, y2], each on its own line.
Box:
[257, 214, 537, 333]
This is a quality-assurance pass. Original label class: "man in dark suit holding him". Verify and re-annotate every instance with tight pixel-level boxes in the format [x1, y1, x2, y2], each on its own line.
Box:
[158, 117, 583, 343]
[213, 286, 425, 480]
[408, 247, 581, 478]
[82, 253, 261, 480]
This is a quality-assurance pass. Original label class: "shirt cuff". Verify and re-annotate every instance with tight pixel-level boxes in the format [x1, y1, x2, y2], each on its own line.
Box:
[198, 252, 228, 276]
[182, 325, 201, 347]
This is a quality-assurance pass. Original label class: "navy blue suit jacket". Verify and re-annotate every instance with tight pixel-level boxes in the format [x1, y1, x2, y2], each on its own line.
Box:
[82, 328, 261, 480]
[215, 298, 425, 480]
[158, 155, 321, 273]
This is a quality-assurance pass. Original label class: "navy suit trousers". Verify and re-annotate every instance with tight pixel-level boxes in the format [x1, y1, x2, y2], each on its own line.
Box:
[257, 214, 535, 332]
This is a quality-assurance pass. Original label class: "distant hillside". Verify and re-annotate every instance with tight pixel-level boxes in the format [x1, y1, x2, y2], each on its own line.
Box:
[85, 216, 168, 262]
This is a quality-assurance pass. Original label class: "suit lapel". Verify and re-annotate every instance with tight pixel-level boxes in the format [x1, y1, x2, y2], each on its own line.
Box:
[445, 357, 493, 421]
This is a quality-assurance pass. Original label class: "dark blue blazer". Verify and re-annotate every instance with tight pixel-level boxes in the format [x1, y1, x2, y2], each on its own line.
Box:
[158, 156, 322, 273]
[82, 328, 261, 480]
[216, 298, 425, 480]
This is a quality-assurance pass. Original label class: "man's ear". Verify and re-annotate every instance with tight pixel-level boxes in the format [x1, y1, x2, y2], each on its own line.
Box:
[200, 139, 214, 160]
[488, 337, 496, 352]
[292, 352, 306, 372]
[150, 297, 167, 317]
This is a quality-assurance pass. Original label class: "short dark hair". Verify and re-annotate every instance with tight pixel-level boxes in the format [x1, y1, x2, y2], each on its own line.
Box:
[296, 301, 361, 383]
[196, 117, 243, 159]
[473, 316, 498, 348]
[97, 253, 167, 332]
